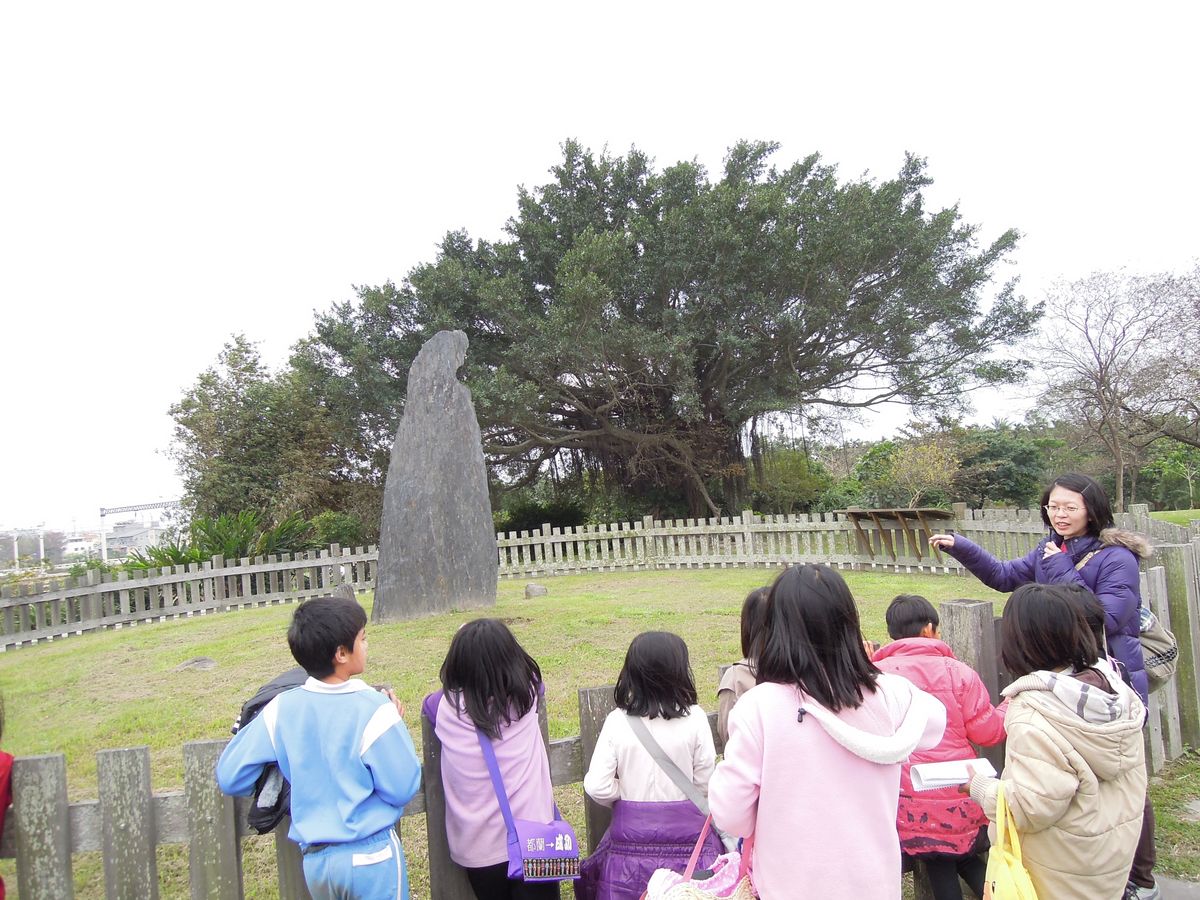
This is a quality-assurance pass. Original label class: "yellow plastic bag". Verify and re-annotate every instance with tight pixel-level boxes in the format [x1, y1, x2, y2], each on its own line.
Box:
[983, 783, 1039, 900]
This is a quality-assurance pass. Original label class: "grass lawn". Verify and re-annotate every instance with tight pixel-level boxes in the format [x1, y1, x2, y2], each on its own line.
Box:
[1151, 509, 1200, 527]
[1149, 750, 1200, 880]
[0, 566, 1195, 896]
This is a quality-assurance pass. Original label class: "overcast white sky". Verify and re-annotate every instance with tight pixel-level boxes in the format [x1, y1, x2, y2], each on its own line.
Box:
[2, 1, 1197, 533]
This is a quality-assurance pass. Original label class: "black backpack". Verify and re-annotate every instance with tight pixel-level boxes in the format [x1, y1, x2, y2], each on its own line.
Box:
[232, 666, 307, 834]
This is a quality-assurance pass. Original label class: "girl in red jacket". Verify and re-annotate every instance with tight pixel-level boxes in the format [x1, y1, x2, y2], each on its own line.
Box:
[871, 595, 1006, 900]
[0, 696, 11, 900]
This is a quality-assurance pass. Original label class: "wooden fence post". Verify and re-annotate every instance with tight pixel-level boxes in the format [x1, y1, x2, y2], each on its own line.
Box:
[641, 516, 656, 568]
[540, 523, 554, 574]
[1158, 543, 1200, 748]
[274, 820, 313, 900]
[97, 746, 159, 899]
[12, 754, 74, 900]
[420, 707, 475, 900]
[939, 600, 1000, 702]
[740, 510, 755, 565]
[939, 599, 1004, 771]
[578, 685, 616, 853]
[183, 740, 243, 900]
[1145, 567, 1184, 764]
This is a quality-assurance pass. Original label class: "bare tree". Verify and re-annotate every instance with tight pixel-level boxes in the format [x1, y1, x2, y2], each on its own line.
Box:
[1120, 264, 1200, 449]
[887, 440, 961, 507]
[1035, 270, 1193, 511]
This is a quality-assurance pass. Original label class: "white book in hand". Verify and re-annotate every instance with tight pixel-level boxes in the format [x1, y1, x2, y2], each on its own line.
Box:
[910, 758, 996, 792]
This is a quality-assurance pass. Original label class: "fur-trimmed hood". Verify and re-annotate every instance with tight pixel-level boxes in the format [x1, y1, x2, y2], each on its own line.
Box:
[1099, 527, 1153, 559]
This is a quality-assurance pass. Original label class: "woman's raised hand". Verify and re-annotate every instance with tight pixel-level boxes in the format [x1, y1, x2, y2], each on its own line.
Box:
[929, 534, 955, 550]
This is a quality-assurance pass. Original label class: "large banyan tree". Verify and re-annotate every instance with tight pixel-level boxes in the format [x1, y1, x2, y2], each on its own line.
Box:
[295, 140, 1041, 517]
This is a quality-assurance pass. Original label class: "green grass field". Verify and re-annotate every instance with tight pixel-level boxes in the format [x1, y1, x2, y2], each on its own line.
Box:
[1151, 509, 1200, 527]
[0, 567, 1195, 896]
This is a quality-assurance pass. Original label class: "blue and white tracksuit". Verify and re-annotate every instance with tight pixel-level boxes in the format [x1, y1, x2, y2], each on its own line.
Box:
[217, 677, 422, 899]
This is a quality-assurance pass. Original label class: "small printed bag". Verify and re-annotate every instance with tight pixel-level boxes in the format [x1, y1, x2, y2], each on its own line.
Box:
[1139, 605, 1179, 693]
[1075, 550, 1179, 692]
[476, 729, 580, 882]
[642, 817, 755, 900]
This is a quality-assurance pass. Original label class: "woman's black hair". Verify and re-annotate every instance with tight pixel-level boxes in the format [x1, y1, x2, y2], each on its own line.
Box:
[440, 618, 542, 740]
[614, 631, 698, 720]
[1054, 583, 1108, 654]
[1039, 472, 1114, 537]
[740, 587, 771, 659]
[885, 594, 939, 640]
[1001, 584, 1100, 677]
[755, 564, 879, 711]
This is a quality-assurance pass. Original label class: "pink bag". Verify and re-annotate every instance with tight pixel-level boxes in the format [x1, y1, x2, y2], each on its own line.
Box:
[642, 817, 755, 899]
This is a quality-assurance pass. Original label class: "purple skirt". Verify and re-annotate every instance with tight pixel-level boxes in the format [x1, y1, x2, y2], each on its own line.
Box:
[574, 799, 725, 900]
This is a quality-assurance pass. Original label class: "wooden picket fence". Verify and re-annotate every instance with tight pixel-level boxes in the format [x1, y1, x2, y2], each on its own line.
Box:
[11, 502, 1181, 652]
[3, 540, 1199, 899]
[0, 546, 377, 651]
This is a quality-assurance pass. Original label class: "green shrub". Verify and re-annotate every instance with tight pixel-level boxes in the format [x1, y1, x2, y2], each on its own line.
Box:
[310, 511, 368, 549]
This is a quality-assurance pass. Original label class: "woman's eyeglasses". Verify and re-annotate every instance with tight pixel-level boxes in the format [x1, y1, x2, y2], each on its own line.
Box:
[1044, 504, 1083, 515]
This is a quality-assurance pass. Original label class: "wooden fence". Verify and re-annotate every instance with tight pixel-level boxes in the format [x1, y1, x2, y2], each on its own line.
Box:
[6, 503, 1197, 652]
[0, 546, 377, 651]
[3, 544, 1199, 899]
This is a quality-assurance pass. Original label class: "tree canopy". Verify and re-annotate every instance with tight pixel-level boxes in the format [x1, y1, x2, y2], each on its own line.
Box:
[295, 141, 1038, 516]
[169, 335, 376, 525]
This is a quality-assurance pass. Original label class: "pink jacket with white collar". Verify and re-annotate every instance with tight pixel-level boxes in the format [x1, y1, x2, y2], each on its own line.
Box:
[872, 638, 1006, 856]
[709, 674, 946, 900]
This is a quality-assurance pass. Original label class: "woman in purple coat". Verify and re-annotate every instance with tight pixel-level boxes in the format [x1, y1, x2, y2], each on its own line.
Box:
[930, 472, 1160, 900]
[930, 472, 1150, 701]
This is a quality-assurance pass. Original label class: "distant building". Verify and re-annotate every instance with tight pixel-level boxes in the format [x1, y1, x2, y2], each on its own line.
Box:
[63, 537, 98, 557]
[104, 521, 166, 558]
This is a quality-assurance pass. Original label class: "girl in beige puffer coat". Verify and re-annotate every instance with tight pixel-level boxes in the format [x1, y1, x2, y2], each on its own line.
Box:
[968, 583, 1146, 900]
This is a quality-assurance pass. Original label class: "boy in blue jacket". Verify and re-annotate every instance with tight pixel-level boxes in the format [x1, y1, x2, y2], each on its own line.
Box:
[217, 596, 422, 899]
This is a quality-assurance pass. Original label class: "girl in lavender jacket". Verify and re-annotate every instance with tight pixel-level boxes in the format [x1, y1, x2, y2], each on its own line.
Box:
[423, 620, 558, 900]
[709, 564, 946, 900]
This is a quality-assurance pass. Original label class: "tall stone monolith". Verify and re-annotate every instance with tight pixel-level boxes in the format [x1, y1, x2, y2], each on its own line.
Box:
[373, 330, 497, 622]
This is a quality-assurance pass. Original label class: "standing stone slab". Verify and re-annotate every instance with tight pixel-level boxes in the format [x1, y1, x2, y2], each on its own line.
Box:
[375, 330, 497, 622]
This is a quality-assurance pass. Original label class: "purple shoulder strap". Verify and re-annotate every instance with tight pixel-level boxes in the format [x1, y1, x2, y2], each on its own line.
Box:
[476, 730, 520, 837]
[475, 690, 560, 834]
[422, 690, 444, 727]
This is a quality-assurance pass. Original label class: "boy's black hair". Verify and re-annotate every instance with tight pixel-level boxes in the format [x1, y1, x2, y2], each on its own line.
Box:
[614, 631, 698, 720]
[885, 594, 939, 640]
[1039, 472, 1114, 537]
[756, 564, 879, 712]
[740, 587, 771, 659]
[287, 596, 367, 679]
[1055, 583, 1108, 654]
[440, 618, 542, 740]
[1001, 583, 1100, 677]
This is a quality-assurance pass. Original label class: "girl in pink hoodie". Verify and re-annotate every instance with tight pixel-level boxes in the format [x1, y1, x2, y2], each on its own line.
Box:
[709, 565, 947, 900]
[871, 595, 1006, 900]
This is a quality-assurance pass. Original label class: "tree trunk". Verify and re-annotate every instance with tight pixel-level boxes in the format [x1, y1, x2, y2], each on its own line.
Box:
[720, 428, 749, 515]
[683, 474, 720, 519]
[749, 417, 765, 489]
[1114, 454, 1126, 513]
